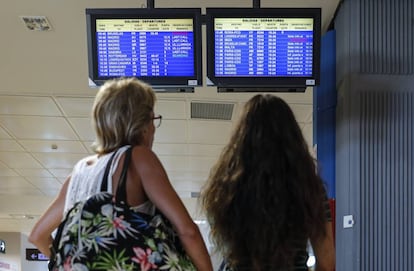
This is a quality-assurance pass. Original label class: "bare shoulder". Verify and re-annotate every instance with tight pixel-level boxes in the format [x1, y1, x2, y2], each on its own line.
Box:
[129, 146, 167, 183]
[130, 146, 160, 166]
[131, 145, 156, 157]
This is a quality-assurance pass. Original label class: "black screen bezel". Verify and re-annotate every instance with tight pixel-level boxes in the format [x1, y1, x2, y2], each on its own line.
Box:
[205, 8, 321, 90]
[86, 8, 203, 88]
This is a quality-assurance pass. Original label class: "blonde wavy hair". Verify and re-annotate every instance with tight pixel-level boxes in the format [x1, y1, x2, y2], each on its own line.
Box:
[91, 78, 156, 154]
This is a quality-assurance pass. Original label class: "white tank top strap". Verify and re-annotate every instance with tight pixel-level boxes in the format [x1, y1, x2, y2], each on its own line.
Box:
[64, 145, 131, 215]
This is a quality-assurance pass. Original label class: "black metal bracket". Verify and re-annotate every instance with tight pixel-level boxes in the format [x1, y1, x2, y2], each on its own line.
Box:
[147, 0, 154, 9]
[146, 0, 260, 10]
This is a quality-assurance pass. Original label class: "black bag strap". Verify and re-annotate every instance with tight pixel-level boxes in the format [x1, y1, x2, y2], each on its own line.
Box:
[101, 149, 120, 192]
[115, 146, 132, 204]
[100, 146, 132, 194]
[100, 146, 132, 204]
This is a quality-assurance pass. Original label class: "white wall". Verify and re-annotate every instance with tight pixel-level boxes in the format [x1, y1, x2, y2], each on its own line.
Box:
[0, 232, 20, 271]
[20, 234, 47, 271]
[0, 232, 48, 271]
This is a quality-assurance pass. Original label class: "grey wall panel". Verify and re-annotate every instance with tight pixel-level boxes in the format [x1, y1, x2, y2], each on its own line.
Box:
[359, 0, 414, 74]
[360, 91, 413, 270]
[335, 0, 414, 270]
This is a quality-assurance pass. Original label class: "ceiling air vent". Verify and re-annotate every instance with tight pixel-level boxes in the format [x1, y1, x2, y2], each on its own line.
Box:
[191, 102, 234, 120]
[190, 192, 200, 198]
[20, 16, 52, 31]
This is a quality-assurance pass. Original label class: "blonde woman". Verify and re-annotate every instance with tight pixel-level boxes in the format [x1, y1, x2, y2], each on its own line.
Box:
[30, 78, 212, 271]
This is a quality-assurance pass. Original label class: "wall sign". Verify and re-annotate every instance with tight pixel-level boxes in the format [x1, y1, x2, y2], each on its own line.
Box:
[25, 248, 49, 261]
[0, 239, 5, 253]
[0, 261, 11, 269]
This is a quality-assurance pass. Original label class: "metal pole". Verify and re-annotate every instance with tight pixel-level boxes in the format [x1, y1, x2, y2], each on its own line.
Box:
[253, 0, 260, 8]
[147, 0, 154, 9]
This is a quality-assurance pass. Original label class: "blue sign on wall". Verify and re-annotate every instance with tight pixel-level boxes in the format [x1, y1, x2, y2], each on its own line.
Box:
[26, 248, 49, 261]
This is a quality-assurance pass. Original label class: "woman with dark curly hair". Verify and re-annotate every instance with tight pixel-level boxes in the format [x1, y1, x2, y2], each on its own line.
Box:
[201, 94, 335, 271]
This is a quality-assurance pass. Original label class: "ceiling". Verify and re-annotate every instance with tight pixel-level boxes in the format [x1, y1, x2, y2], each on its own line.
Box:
[0, 0, 341, 234]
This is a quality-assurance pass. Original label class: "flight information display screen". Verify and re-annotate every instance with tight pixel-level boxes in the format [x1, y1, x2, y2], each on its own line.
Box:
[213, 18, 314, 77]
[96, 18, 195, 77]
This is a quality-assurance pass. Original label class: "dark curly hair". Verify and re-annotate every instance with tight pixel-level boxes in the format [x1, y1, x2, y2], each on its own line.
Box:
[201, 94, 328, 270]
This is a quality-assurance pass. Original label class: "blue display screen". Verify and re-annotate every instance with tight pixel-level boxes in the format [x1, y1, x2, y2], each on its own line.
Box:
[95, 18, 195, 77]
[213, 18, 314, 77]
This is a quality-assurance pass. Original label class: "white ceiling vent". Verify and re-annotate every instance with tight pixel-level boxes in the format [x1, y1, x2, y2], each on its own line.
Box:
[190, 192, 200, 198]
[191, 102, 234, 120]
[20, 16, 52, 31]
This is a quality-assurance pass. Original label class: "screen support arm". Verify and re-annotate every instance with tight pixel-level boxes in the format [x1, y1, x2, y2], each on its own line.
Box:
[146, 0, 154, 9]
[146, 0, 258, 9]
